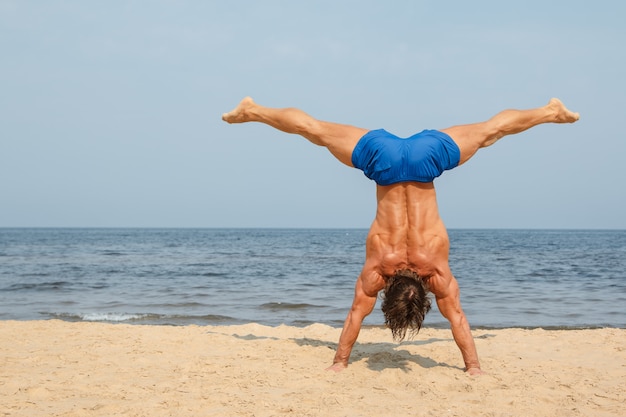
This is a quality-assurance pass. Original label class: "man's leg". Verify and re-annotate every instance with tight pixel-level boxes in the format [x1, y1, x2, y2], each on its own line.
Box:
[441, 98, 580, 166]
[222, 97, 369, 167]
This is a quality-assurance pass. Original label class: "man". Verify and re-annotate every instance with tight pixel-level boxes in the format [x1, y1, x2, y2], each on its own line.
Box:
[222, 97, 580, 375]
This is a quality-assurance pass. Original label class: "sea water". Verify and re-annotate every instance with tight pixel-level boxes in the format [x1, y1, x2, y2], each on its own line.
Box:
[0, 228, 624, 329]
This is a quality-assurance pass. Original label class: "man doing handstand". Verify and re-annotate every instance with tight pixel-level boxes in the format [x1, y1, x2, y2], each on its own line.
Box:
[222, 97, 579, 375]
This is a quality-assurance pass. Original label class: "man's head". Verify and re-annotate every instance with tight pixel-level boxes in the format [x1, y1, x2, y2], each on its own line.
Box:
[381, 270, 431, 342]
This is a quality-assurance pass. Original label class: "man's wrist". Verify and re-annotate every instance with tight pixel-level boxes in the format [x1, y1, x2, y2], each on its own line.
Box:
[333, 358, 348, 366]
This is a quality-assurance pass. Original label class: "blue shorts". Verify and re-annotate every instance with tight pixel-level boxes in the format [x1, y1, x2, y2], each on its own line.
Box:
[351, 129, 461, 185]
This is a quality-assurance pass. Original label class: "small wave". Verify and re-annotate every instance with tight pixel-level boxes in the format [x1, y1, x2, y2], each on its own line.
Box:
[143, 302, 208, 308]
[4, 281, 70, 292]
[47, 312, 154, 322]
[101, 251, 126, 256]
[19, 272, 51, 278]
[259, 302, 322, 311]
[44, 312, 238, 325]
[200, 272, 228, 277]
[84, 312, 155, 322]
[89, 283, 110, 290]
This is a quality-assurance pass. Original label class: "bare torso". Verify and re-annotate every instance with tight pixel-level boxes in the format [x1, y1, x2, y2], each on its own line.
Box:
[359, 182, 452, 297]
[335, 180, 478, 372]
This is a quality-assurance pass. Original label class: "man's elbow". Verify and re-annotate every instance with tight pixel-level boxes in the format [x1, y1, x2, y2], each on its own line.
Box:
[348, 304, 373, 322]
[439, 305, 467, 327]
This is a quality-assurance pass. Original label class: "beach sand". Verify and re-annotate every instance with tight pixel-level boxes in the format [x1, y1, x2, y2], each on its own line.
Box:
[1, 321, 624, 416]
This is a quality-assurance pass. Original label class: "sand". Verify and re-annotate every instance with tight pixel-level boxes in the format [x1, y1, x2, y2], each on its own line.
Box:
[0, 320, 624, 417]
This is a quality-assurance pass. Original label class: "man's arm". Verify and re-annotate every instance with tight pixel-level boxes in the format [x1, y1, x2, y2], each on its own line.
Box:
[326, 277, 377, 372]
[434, 276, 483, 375]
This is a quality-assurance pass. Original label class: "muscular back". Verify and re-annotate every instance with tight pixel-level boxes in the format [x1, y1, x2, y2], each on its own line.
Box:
[359, 182, 452, 296]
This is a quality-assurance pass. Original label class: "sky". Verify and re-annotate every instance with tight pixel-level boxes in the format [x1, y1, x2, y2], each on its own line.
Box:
[1, 0, 625, 229]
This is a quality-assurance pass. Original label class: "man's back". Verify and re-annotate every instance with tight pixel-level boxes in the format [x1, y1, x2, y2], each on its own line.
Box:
[363, 182, 451, 282]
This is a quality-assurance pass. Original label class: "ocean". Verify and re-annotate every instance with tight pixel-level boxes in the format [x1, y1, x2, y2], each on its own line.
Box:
[0, 228, 624, 329]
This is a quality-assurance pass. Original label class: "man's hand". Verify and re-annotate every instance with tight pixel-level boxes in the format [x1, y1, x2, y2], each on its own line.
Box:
[325, 362, 347, 373]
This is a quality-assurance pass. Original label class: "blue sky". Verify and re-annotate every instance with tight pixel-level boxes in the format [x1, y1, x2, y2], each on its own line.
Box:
[1, 1, 624, 228]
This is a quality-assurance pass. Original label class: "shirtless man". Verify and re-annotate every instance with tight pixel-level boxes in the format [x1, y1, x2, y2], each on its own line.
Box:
[222, 97, 580, 375]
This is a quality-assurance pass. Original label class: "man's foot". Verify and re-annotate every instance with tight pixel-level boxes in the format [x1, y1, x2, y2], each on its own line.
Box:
[222, 96, 256, 124]
[548, 98, 580, 123]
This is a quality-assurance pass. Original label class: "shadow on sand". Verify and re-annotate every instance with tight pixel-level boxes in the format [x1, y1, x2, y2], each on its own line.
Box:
[292, 336, 463, 372]
[228, 331, 495, 372]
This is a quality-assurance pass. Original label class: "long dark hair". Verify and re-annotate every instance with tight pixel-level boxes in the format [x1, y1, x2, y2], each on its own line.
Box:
[381, 270, 431, 341]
